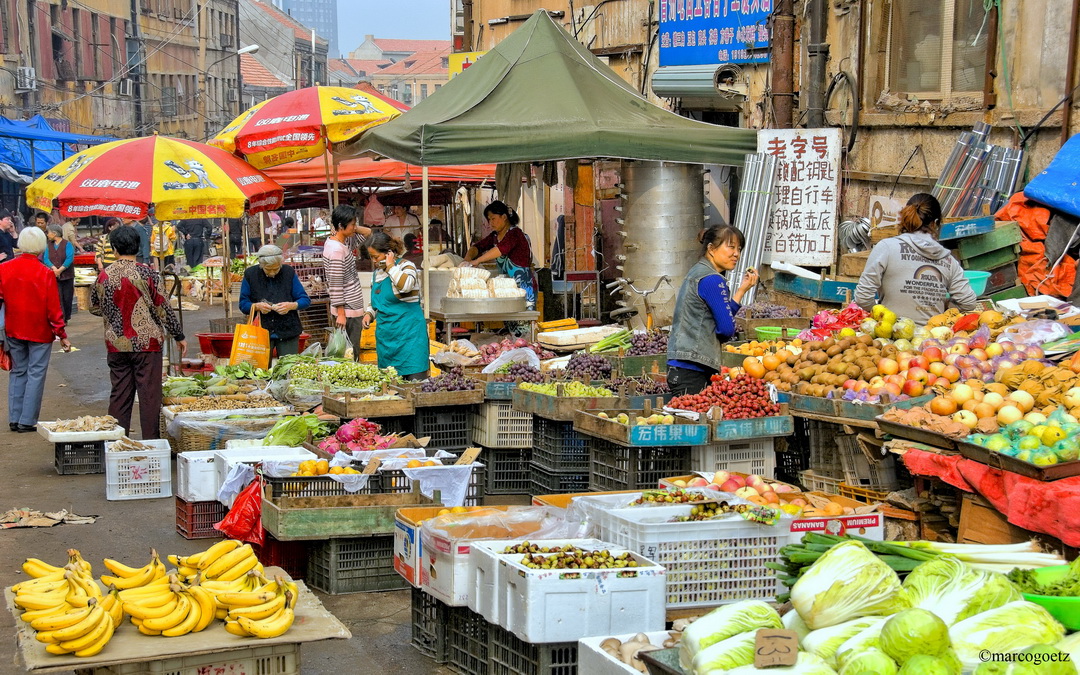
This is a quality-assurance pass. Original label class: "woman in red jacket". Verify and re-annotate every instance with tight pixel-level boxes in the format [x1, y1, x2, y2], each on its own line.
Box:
[0, 228, 72, 431]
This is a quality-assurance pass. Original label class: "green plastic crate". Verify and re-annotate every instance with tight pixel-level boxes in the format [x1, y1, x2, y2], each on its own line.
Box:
[306, 535, 409, 594]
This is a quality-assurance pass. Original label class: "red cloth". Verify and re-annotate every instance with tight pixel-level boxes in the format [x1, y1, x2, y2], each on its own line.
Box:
[902, 448, 1080, 547]
[997, 192, 1052, 241]
[0, 253, 67, 343]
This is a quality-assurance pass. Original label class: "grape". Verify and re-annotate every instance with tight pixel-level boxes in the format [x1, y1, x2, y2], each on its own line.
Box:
[627, 331, 668, 356]
[520, 381, 614, 396]
[736, 302, 802, 319]
[493, 363, 543, 383]
[418, 367, 482, 393]
[287, 362, 401, 389]
[565, 352, 613, 381]
[610, 376, 670, 396]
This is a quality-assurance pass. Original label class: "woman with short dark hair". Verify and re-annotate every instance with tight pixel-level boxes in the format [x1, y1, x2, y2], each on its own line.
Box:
[45, 224, 75, 322]
[322, 205, 372, 360]
[365, 231, 427, 380]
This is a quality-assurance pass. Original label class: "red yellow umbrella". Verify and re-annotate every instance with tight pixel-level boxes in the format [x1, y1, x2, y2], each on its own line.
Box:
[25, 135, 284, 220]
[209, 86, 402, 169]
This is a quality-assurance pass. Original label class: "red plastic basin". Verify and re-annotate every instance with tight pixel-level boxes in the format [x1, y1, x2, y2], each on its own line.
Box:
[195, 332, 310, 358]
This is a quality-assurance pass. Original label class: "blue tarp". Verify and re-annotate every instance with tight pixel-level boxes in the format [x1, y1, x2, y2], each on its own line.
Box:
[1025, 133, 1080, 220]
[0, 115, 116, 179]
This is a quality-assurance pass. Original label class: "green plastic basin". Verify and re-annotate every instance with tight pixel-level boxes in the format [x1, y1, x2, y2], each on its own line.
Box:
[1021, 565, 1080, 630]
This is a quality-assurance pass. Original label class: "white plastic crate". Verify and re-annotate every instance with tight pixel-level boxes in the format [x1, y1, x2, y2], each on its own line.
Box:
[176, 450, 219, 502]
[579, 631, 674, 675]
[104, 439, 172, 501]
[597, 504, 785, 609]
[468, 538, 613, 626]
[213, 447, 316, 506]
[690, 438, 775, 477]
[84, 642, 299, 674]
[470, 402, 533, 448]
[500, 545, 666, 643]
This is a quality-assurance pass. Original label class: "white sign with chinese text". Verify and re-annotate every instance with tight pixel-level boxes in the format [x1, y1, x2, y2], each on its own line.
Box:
[757, 128, 841, 266]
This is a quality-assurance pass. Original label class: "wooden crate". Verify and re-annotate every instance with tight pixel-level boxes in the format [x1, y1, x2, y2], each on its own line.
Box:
[573, 408, 709, 447]
[955, 221, 1022, 260]
[956, 493, 1030, 545]
[958, 245, 1019, 272]
[321, 391, 414, 419]
[983, 263, 1019, 297]
[839, 251, 871, 277]
[261, 486, 439, 540]
[392, 382, 486, 408]
[511, 387, 621, 422]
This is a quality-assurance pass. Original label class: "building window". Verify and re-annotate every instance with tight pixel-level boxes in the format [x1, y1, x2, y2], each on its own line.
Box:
[883, 0, 988, 100]
[402, 83, 412, 104]
[420, 83, 428, 99]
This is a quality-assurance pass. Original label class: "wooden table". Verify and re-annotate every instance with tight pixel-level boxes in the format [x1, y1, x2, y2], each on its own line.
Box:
[429, 309, 540, 343]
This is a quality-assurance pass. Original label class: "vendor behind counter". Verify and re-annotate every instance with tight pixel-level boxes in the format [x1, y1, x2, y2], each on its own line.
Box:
[854, 193, 978, 325]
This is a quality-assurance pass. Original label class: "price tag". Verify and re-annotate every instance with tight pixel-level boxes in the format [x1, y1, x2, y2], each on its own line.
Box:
[753, 629, 799, 668]
[455, 447, 482, 465]
[362, 457, 381, 475]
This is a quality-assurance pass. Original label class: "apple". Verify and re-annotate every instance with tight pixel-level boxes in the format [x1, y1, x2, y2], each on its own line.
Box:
[730, 475, 746, 488]
[887, 374, 906, 388]
[869, 376, 886, 388]
[789, 498, 808, 507]
[923, 346, 944, 363]
[673, 479, 687, 488]
[902, 379, 925, 397]
[929, 362, 947, 377]
[925, 374, 940, 388]
[949, 343, 971, 355]
[907, 367, 929, 384]
[854, 381, 869, 392]
[910, 355, 930, 370]
[746, 474, 765, 487]
[1008, 390, 1036, 413]
[986, 343, 1004, 357]
[899, 356, 913, 371]
[981, 392, 1005, 410]
[953, 410, 979, 429]
[949, 383, 975, 405]
[973, 402, 996, 419]
[878, 358, 899, 376]
[763, 491, 780, 504]
[719, 478, 742, 492]
[843, 379, 859, 390]
[969, 348, 988, 362]
[996, 405, 1023, 426]
[1064, 387, 1080, 409]
[930, 396, 958, 416]
[712, 470, 731, 485]
[884, 382, 903, 397]
[688, 477, 709, 488]
[941, 365, 961, 383]
[735, 486, 760, 500]
[706, 484, 721, 491]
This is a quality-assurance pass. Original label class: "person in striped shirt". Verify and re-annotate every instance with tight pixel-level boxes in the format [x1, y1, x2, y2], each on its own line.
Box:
[364, 231, 428, 380]
[322, 204, 372, 360]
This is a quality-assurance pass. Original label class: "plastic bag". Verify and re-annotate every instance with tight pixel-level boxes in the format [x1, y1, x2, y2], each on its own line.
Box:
[230, 312, 271, 370]
[218, 463, 256, 507]
[301, 341, 322, 357]
[402, 463, 483, 507]
[482, 346, 541, 374]
[325, 328, 350, 359]
[165, 409, 285, 441]
[214, 478, 264, 545]
[419, 506, 572, 554]
[363, 194, 385, 226]
[996, 320, 1072, 346]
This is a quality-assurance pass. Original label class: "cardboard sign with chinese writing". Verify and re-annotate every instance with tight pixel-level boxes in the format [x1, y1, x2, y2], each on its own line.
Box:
[659, 0, 771, 66]
[757, 128, 841, 267]
[753, 628, 799, 667]
[869, 195, 905, 230]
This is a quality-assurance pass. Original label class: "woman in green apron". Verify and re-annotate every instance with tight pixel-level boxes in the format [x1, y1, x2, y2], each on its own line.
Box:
[363, 232, 429, 380]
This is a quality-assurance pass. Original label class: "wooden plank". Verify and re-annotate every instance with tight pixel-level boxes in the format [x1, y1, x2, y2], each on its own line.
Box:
[713, 414, 795, 442]
[937, 216, 999, 242]
[772, 272, 860, 303]
[956, 493, 1030, 545]
[511, 387, 621, 421]
[959, 245, 1019, 272]
[321, 393, 414, 419]
[956, 221, 1022, 259]
[839, 251, 870, 277]
[392, 382, 486, 407]
[983, 263, 1019, 296]
[261, 490, 438, 540]
[990, 285, 1027, 302]
[573, 408, 709, 447]
[789, 409, 882, 430]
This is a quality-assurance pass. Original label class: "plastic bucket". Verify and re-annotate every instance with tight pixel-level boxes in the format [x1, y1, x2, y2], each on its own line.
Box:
[964, 271, 991, 296]
[754, 326, 783, 341]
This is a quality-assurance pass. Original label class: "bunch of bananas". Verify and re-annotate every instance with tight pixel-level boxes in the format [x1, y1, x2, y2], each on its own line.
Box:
[168, 539, 263, 583]
[15, 550, 121, 657]
[205, 572, 298, 638]
[101, 549, 166, 590]
[120, 574, 216, 637]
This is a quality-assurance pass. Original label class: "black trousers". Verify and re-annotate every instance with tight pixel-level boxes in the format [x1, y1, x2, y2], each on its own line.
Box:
[184, 238, 205, 268]
[667, 365, 716, 397]
[57, 277, 74, 322]
[107, 351, 163, 439]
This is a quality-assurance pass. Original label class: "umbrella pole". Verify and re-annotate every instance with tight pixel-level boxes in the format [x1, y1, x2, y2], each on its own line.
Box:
[223, 217, 232, 320]
[423, 166, 430, 321]
[322, 145, 334, 214]
[333, 156, 341, 207]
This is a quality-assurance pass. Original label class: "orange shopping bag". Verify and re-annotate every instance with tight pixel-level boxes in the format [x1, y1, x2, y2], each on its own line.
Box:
[229, 309, 270, 369]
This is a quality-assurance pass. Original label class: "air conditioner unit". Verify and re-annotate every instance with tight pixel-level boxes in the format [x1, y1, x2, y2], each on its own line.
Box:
[118, 78, 134, 97]
[220, 33, 234, 48]
[227, 88, 239, 102]
[15, 66, 36, 92]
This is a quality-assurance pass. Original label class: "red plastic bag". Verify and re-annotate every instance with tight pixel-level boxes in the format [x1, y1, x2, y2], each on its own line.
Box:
[214, 477, 264, 545]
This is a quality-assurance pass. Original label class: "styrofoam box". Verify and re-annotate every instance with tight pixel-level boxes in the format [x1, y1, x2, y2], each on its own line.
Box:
[213, 447, 316, 506]
[468, 538, 613, 625]
[597, 504, 784, 610]
[421, 525, 486, 606]
[579, 631, 673, 675]
[176, 450, 220, 502]
[104, 439, 172, 501]
[500, 546, 666, 643]
[38, 423, 125, 443]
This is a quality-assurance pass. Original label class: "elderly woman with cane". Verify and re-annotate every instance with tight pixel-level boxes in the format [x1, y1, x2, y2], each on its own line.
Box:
[239, 245, 311, 358]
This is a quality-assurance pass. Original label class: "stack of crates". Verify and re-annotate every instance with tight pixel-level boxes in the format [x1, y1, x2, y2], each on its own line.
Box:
[414, 406, 474, 451]
[472, 402, 533, 495]
[253, 533, 308, 581]
[411, 587, 449, 664]
[175, 449, 226, 539]
[529, 417, 590, 495]
[587, 438, 691, 492]
[444, 605, 580, 675]
[798, 420, 845, 495]
[306, 535, 409, 595]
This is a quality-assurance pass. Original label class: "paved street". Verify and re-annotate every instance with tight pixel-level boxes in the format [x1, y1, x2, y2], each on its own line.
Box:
[0, 301, 451, 674]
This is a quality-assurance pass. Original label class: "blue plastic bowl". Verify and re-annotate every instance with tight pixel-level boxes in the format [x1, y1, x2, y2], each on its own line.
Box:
[964, 270, 991, 296]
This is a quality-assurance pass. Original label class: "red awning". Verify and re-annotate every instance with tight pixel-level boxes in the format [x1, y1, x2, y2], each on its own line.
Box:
[263, 154, 495, 188]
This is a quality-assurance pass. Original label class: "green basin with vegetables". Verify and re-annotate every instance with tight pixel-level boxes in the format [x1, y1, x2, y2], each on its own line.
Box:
[1021, 565, 1080, 630]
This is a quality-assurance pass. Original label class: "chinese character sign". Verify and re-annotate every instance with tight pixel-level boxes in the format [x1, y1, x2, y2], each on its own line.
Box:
[757, 128, 841, 267]
[659, 0, 770, 66]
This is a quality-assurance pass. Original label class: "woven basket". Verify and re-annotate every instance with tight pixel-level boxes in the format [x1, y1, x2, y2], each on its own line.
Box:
[174, 418, 279, 453]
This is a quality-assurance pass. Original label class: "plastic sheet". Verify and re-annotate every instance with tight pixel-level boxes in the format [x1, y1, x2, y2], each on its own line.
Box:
[165, 409, 282, 441]
[996, 320, 1073, 346]
[402, 463, 483, 507]
[419, 505, 573, 553]
[481, 347, 541, 374]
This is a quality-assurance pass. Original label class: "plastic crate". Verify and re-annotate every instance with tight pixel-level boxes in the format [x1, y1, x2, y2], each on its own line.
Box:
[253, 533, 308, 581]
[588, 439, 691, 492]
[54, 441, 105, 475]
[263, 473, 372, 500]
[105, 439, 172, 500]
[413, 405, 473, 450]
[839, 482, 893, 504]
[489, 619, 578, 675]
[808, 420, 844, 477]
[412, 587, 449, 663]
[837, 434, 899, 490]
[306, 535, 409, 594]
[174, 497, 227, 540]
[484, 447, 532, 495]
[530, 465, 589, 495]
[84, 642, 300, 675]
[532, 418, 589, 472]
[799, 470, 844, 495]
[689, 438, 776, 477]
[447, 605, 490, 675]
[379, 463, 486, 506]
[176, 450, 219, 502]
[471, 402, 533, 448]
[597, 504, 784, 609]
[775, 448, 809, 484]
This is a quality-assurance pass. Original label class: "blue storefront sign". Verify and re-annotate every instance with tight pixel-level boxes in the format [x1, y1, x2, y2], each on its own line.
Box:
[659, 0, 771, 66]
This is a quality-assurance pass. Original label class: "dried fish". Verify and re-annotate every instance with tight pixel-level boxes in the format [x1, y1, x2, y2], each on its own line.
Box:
[48, 415, 119, 432]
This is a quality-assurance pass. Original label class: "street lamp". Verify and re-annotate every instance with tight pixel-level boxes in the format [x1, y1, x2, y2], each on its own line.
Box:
[208, 44, 260, 70]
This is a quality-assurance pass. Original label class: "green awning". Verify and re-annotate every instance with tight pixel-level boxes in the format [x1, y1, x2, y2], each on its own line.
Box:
[343, 10, 757, 167]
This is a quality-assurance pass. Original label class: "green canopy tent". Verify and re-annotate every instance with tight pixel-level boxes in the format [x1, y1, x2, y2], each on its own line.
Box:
[341, 9, 758, 318]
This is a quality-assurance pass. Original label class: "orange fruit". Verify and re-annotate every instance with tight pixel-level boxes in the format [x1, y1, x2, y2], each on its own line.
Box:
[315, 459, 329, 475]
[423, 460, 437, 467]
[407, 459, 423, 468]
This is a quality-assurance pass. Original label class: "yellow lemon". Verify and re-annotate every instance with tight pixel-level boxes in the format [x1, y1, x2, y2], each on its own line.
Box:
[315, 459, 330, 475]
[450, 506, 468, 514]
[1042, 427, 1067, 446]
[437, 509, 451, 516]
[329, 466, 344, 475]
[407, 459, 423, 469]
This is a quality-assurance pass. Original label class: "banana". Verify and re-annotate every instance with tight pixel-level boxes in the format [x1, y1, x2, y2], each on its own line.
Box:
[202, 544, 253, 580]
[20, 604, 72, 623]
[214, 590, 275, 608]
[49, 603, 104, 642]
[101, 590, 124, 628]
[224, 619, 249, 637]
[102, 557, 165, 590]
[137, 624, 162, 636]
[22, 558, 64, 578]
[237, 607, 294, 639]
[216, 554, 260, 582]
[282, 581, 300, 609]
[13, 578, 67, 594]
[16, 590, 72, 611]
[116, 575, 171, 599]
[195, 540, 241, 572]
[103, 557, 152, 578]
[142, 594, 190, 632]
[124, 596, 180, 620]
[178, 550, 204, 568]
[188, 586, 216, 633]
[45, 643, 71, 655]
[29, 604, 94, 632]
[178, 565, 199, 577]
[215, 607, 229, 620]
[13, 571, 66, 591]
[162, 593, 201, 637]
[74, 611, 115, 657]
[166, 555, 183, 568]
[228, 592, 285, 621]
[65, 574, 90, 608]
[58, 611, 111, 652]
[67, 549, 93, 575]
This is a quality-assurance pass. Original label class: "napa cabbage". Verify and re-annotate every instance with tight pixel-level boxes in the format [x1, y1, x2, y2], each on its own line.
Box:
[901, 555, 1020, 625]
[949, 601, 1066, 672]
[803, 616, 887, 667]
[879, 608, 951, 663]
[722, 653, 839, 674]
[836, 648, 897, 675]
[833, 618, 887, 668]
[680, 600, 781, 669]
[691, 631, 756, 674]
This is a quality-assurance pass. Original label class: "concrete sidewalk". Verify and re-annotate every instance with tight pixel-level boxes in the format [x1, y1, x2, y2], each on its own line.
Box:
[0, 303, 450, 674]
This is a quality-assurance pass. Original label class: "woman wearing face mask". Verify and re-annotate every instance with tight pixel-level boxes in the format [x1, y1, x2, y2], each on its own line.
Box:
[364, 231, 428, 380]
[666, 224, 758, 396]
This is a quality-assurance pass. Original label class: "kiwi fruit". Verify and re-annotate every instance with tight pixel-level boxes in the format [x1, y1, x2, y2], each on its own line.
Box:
[845, 365, 862, 379]
[809, 351, 828, 365]
[825, 345, 842, 357]
[857, 334, 874, 346]
[838, 338, 854, 350]
[862, 367, 879, 380]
